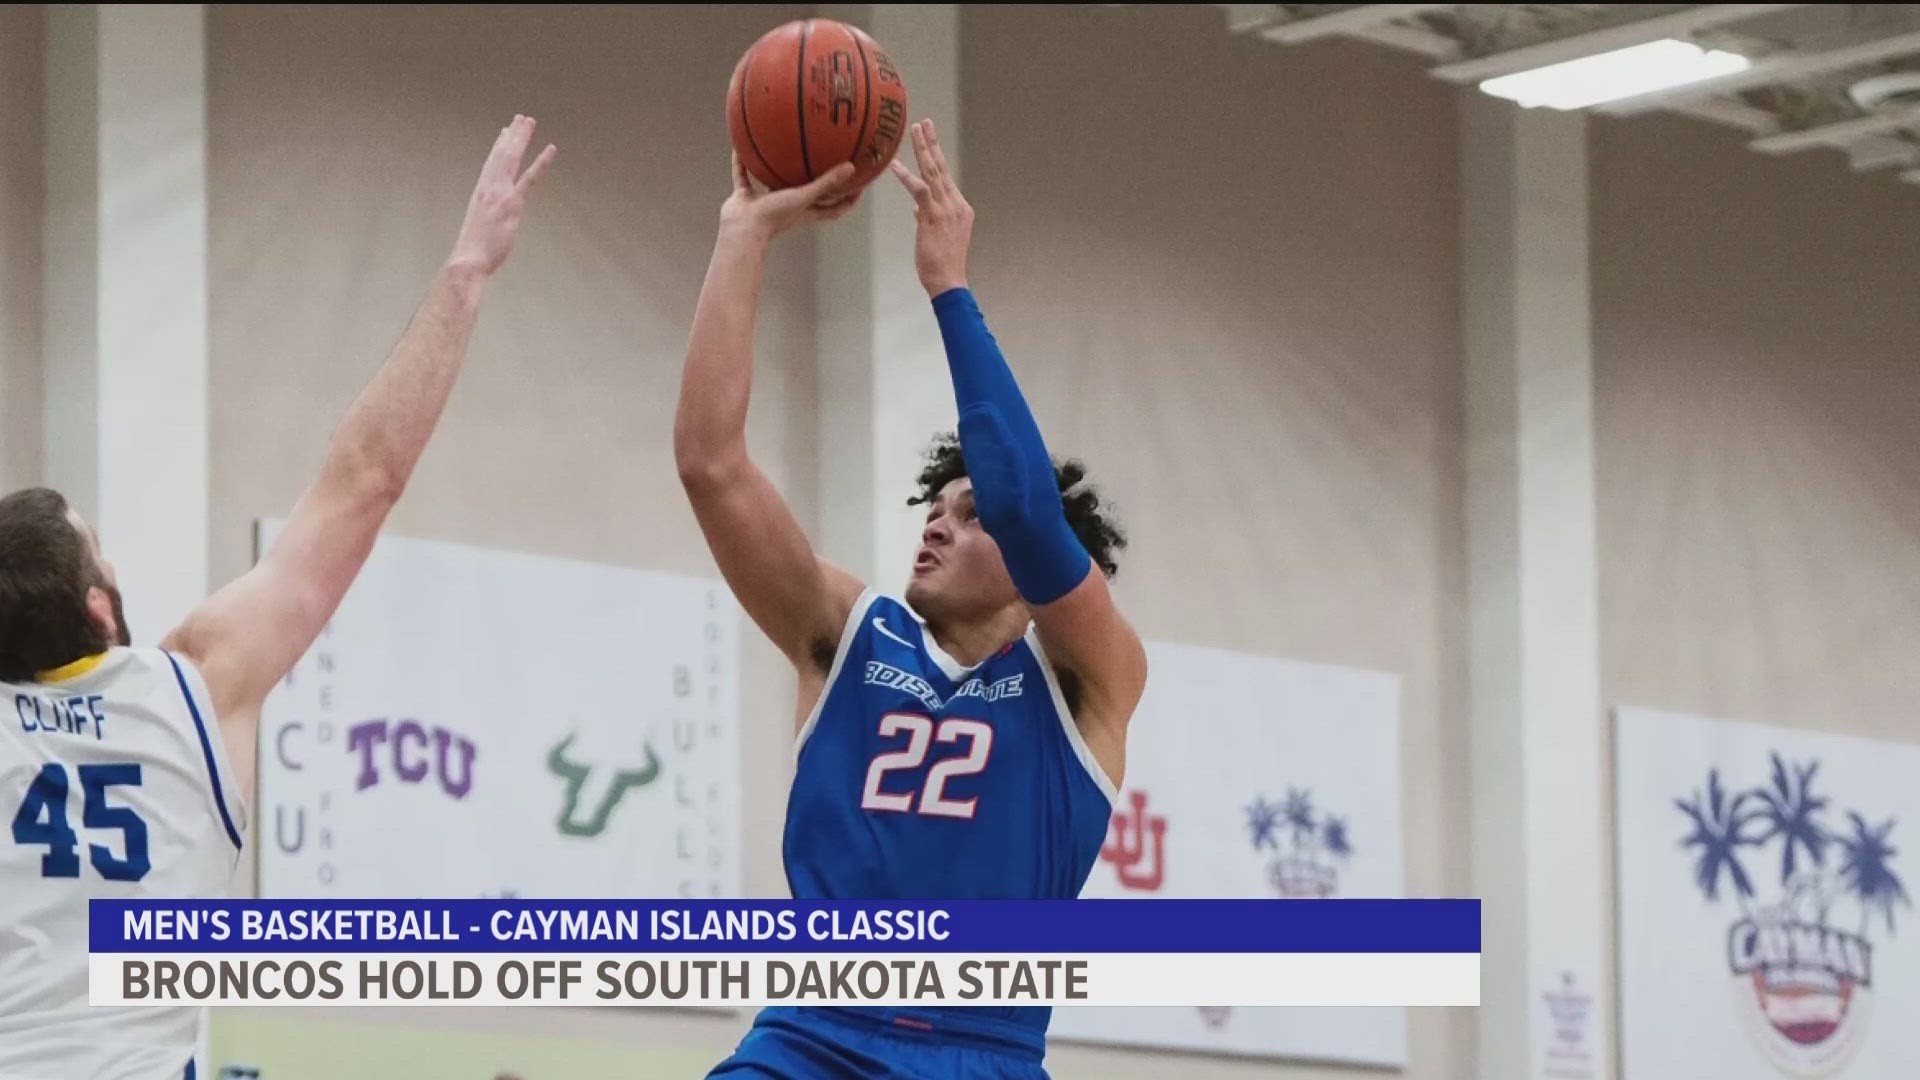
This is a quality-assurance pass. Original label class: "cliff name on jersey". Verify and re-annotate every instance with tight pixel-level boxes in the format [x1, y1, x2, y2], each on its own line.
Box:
[15, 692, 108, 740]
[863, 661, 1023, 711]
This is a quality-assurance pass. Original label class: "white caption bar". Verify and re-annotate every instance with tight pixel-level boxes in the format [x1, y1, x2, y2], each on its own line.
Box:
[90, 952, 1478, 1007]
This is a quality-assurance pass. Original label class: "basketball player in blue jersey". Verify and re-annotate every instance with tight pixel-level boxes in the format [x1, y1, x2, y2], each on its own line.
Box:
[679, 120, 1147, 1080]
[0, 117, 553, 1080]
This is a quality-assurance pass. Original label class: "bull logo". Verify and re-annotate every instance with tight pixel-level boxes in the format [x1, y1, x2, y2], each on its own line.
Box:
[547, 732, 662, 838]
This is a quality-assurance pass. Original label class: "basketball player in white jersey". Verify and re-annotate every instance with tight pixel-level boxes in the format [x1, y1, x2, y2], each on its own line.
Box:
[0, 115, 555, 1080]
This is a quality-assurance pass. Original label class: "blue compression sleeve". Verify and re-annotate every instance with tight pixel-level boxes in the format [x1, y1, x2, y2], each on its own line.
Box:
[931, 287, 1092, 605]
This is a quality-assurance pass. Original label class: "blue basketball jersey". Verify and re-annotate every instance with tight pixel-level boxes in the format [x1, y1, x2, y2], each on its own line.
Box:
[779, 593, 1115, 1051]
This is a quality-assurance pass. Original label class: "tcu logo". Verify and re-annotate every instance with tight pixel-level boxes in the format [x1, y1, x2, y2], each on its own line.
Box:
[1099, 790, 1167, 891]
[346, 718, 476, 799]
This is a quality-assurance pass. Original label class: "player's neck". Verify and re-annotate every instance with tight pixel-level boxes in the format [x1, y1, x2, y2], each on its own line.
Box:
[921, 601, 1029, 669]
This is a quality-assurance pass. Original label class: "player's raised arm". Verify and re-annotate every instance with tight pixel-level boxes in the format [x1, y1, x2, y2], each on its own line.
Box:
[162, 116, 557, 804]
[674, 157, 867, 672]
[889, 120, 1147, 777]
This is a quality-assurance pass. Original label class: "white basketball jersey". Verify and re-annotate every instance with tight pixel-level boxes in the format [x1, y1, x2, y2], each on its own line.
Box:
[0, 647, 247, 1080]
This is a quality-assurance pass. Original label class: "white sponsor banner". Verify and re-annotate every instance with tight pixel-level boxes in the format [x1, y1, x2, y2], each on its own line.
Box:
[1053, 642, 1406, 1066]
[256, 524, 742, 900]
[1616, 707, 1918, 1080]
[90, 952, 1479, 1008]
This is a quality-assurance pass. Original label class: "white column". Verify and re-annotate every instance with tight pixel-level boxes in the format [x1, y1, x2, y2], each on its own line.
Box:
[43, 4, 208, 642]
[815, 3, 959, 591]
[1462, 93, 1612, 1080]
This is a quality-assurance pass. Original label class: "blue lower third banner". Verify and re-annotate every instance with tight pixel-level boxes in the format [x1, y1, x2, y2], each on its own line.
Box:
[88, 899, 1480, 1008]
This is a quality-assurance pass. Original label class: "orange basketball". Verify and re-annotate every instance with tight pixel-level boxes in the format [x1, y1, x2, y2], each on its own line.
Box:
[726, 19, 909, 193]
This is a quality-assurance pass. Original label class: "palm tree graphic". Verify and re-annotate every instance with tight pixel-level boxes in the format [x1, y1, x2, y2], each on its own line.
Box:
[1837, 812, 1910, 937]
[1253, 788, 1350, 897]
[1676, 768, 1761, 909]
[1282, 788, 1316, 854]
[1244, 796, 1282, 851]
[1323, 816, 1352, 861]
[1751, 753, 1829, 885]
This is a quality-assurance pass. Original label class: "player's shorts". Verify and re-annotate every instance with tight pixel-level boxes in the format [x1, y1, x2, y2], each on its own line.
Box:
[708, 1006, 1049, 1080]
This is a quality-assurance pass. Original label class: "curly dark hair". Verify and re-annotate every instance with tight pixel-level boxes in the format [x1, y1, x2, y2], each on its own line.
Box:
[906, 432, 1126, 578]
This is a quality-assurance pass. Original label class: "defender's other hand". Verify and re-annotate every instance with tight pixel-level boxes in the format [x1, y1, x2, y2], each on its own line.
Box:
[889, 119, 971, 297]
[447, 115, 557, 277]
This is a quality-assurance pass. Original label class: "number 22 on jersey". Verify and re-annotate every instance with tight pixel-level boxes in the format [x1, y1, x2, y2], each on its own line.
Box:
[859, 713, 993, 819]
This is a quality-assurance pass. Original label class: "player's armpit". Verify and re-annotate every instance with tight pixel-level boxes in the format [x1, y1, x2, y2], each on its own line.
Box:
[1031, 568, 1145, 787]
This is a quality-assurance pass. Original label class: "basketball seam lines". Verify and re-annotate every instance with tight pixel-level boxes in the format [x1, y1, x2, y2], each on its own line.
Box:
[737, 62, 796, 189]
[848, 31, 874, 174]
[796, 19, 815, 181]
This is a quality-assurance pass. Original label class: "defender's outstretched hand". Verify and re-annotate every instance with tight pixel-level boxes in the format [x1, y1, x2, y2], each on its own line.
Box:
[448, 114, 558, 276]
[721, 155, 860, 241]
[889, 119, 972, 297]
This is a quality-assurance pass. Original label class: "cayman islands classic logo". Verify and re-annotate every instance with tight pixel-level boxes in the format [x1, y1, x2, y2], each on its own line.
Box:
[1675, 753, 1909, 1076]
[1246, 787, 1353, 899]
[1191, 787, 1357, 1034]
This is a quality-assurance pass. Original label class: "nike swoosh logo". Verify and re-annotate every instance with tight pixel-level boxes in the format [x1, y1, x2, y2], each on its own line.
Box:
[873, 617, 918, 651]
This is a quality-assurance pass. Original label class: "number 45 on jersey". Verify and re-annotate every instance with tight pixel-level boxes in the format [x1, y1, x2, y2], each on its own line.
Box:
[11, 762, 150, 880]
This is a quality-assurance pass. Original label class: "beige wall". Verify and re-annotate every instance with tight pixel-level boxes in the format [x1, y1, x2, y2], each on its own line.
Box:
[962, 7, 1470, 1078]
[1592, 113, 1920, 741]
[0, 3, 44, 493]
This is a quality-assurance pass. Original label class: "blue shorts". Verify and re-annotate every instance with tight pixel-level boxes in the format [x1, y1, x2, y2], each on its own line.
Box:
[707, 1007, 1050, 1080]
